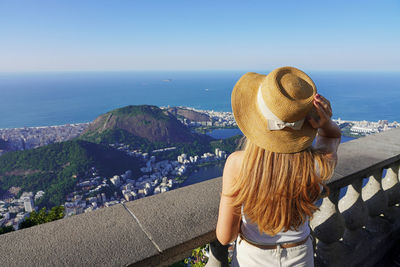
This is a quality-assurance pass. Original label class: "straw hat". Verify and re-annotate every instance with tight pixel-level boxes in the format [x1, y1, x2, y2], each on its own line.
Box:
[231, 66, 318, 153]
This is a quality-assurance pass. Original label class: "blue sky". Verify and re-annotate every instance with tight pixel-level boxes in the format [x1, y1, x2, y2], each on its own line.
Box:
[1, 0, 399, 71]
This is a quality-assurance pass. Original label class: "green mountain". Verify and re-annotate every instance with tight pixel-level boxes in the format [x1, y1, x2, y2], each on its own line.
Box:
[82, 105, 206, 144]
[0, 140, 141, 208]
[79, 105, 214, 159]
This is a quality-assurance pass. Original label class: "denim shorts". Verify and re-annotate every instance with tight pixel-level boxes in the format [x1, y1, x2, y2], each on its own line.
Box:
[231, 235, 314, 267]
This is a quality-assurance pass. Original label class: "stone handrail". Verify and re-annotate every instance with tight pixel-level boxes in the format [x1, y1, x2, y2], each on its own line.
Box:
[1, 129, 400, 266]
[309, 129, 400, 267]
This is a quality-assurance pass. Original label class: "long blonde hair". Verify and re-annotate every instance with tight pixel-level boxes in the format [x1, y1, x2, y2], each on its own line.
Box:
[228, 138, 335, 236]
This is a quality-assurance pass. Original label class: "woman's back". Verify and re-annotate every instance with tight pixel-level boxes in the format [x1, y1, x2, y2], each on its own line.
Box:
[224, 149, 315, 245]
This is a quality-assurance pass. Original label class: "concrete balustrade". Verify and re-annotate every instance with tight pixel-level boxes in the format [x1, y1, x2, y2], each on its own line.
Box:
[310, 129, 400, 267]
[1, 129, 400, 266]
[309, 129, 400, 267]
[339, 179, 368, 248]
[311, 189, 347, 267]
[382, 164, 400, 206]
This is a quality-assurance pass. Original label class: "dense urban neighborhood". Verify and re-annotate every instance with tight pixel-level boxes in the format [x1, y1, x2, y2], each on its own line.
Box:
[63, 145, 227, 217]
[0, 123, 89, 155]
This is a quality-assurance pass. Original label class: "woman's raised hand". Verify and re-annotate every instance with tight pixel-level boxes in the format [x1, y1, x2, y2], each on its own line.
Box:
[308, 94, 341, 139]
[307, 94, 332, 129]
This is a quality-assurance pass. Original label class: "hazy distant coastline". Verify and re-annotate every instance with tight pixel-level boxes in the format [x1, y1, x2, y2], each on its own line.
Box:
[1, 106, 399, 156]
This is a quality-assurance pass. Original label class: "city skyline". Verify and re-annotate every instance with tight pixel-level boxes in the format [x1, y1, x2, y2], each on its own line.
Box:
[1, 0, 399, 72]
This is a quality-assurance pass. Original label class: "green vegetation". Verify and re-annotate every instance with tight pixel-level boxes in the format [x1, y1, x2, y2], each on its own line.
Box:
[210, 134, 244, 154]
[81, 128, 214, 158]
[84, 104, 205, 145]
[19, 206, 64, 229]
[82, 127, 242, 159]
[110, 105, 169, 121]
[0, 140, 141, 208]
[184, 245, 209, 266]
[0, 225, 14, 235]
[80, 128, 163, 151]
[0, 206, 65, 236]
[170, 245, 209, 267]
[194, 125, 238, 134]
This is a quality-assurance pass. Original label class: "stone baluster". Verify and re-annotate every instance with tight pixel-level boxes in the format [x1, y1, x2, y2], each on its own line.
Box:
[362, 169, 390, 233]
[310, 189, 346, 266]
[339, 179, 369, 248]
[205, 241, 229, 267]
[382, 163, 400, 206]
[382, 162, 400, 223]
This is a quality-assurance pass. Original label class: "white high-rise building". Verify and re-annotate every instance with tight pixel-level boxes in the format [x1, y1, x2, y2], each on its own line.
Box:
[101, 193, 107, 203]
[23, 196, 34, 213]
[110, 175, 121, 187]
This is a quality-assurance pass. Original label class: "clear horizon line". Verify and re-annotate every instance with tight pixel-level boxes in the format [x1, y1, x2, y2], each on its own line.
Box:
[1, 68, 400, 74]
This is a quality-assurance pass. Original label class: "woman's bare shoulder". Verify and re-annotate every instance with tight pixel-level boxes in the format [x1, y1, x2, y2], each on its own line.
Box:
[225, 150, 245, 170]
[223, 150, 245, 184]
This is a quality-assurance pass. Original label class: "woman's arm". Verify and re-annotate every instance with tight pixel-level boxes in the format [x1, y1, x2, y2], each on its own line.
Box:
[308, 94, 341, 162]
[216, 151, 242, 245]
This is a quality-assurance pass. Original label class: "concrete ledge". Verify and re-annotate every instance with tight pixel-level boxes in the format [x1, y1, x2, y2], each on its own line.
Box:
[125, 178, 221, 266]
[328, 129, 400, 190]
[0, 128, 399, 266]
[0, 204, 159, 267]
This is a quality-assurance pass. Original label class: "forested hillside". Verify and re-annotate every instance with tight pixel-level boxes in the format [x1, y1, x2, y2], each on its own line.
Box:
[0, 140, 141, 208]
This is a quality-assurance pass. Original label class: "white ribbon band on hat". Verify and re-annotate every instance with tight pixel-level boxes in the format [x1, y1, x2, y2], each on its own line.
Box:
[257, 85, 305, 131]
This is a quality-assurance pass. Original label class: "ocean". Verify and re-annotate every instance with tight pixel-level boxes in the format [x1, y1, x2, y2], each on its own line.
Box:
[0, 71, 399, 128]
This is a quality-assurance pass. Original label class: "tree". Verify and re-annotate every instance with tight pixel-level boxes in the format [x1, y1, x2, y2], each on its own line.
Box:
[0, 226, 14, 235]
[19, 206, 65, 230]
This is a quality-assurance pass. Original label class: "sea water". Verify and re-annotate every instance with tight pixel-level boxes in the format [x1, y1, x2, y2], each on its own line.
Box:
[0, 71, 399, 128]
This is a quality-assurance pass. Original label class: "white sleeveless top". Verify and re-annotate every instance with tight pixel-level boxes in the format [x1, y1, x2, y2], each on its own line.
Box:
[240, 210, 310, 244]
